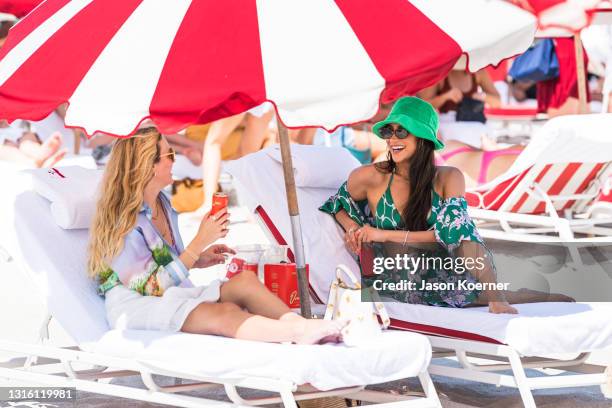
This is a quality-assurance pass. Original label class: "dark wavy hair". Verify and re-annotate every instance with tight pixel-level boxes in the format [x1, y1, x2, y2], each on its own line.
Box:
[375, 137, 436, 231]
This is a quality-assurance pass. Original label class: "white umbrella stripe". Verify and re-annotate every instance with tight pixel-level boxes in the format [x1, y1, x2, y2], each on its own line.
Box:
[411, 0, 536, 71]
[256, 0, 385, 129]
[65, 0, 191, 135]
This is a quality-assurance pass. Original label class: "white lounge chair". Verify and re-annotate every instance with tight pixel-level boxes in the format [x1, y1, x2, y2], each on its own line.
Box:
[0, 173, 441, 408]
[225, 144, 612, 408]
[465, 114, 612, 244]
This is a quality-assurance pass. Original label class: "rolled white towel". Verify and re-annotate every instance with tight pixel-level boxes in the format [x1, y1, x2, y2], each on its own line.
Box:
[27, 166, 103, 230]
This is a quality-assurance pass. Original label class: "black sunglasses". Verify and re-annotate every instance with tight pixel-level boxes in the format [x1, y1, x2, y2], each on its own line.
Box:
[379, 124, 410, 139]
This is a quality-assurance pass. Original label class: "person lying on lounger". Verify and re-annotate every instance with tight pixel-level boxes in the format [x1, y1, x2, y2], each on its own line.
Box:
[89, 127, 345, 344]
[320, 97, 573, 314]
[0, 121, 67, 168]
[435, 139, 523, 189]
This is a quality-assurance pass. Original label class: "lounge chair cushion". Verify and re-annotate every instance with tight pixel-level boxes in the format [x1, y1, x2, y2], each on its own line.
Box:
[226, 144, 612, 357]
[83, 329, 431, 390]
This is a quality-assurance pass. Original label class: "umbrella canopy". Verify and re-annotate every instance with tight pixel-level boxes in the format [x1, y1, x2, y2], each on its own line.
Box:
[0, 0, 536, 136]
[0, 0, 43, 18]
[512, 0, 611, 32]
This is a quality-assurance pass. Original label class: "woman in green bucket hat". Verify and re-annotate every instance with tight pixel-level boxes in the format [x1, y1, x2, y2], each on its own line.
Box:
[320, 96, 573, 314]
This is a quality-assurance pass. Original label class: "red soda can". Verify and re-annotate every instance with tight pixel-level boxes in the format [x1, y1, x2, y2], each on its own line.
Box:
[211, 192, 228, 216]
[226, 257, 245, 279]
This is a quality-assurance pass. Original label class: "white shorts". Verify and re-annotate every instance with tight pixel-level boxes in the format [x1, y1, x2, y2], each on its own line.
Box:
[105, 282, 222, 332]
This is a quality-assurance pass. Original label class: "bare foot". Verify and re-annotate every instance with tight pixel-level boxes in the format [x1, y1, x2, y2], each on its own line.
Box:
[293, 319, 346, 345]
[489, 301, 518, 314]
[41, 148, 67, 168]
[33, 133, 62, 166]
[39, 132, 63, 156]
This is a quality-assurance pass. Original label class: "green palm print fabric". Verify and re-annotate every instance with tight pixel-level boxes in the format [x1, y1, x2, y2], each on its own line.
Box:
[320, 174, 485, 307]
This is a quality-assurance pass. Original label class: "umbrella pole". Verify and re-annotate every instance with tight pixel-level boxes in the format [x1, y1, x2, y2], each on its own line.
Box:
[277, 121, 312, 318]
[574, 33, 588, 114]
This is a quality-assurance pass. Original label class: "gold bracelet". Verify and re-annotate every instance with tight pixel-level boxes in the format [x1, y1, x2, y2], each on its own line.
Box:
[184, 247, 199, 262]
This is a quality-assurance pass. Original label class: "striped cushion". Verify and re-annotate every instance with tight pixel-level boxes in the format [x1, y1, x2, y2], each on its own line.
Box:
[467, 162, 608, 214]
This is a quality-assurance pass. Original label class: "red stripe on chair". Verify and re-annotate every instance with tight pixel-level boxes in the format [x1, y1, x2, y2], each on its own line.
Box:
[483, 169, 529, 210]
[255, 205, 324, 304]
[0, 0, 143, 122]
[484, 106, 538, 117]
[565, 162, 604, 210]
[336, 0, 461, 102]
[389, 318, 504, 344]
[150, 0, 266, 134]
[466, 169, 529, 210]
[510, 164, 552, 213]
[532, 163, 581, 214]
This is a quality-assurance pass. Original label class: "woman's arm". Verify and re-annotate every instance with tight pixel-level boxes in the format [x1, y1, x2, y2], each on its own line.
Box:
[335, 209, 360, 232]
[441, 166, 466, 198]
[357, 225, 436, 244]
[474, 71, 501, 108]
[418, 81, 462, 110]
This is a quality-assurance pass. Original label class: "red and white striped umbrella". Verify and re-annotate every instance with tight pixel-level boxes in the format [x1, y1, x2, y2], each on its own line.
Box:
[0, 0, 43, 18]
[0, 0, 536, 137]
[512, 0, 611, 32]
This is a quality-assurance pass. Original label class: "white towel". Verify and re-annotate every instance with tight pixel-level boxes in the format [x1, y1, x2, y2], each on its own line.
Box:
[266, 144, 360, 189]
[28, 166, 103, 229]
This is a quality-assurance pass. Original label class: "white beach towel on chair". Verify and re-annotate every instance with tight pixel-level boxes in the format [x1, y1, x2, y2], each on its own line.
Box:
[28, 166, 103, 229]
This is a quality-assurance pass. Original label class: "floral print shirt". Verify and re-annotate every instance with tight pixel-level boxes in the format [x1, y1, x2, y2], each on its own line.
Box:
[96, 192, 190, 297]
[319, 177, 487, 307]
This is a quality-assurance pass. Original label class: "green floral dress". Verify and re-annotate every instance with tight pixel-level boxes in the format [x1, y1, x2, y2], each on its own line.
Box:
[320, 173, 489, 307]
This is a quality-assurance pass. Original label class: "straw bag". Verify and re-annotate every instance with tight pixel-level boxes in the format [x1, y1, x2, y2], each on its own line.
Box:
[324, 264, 390, 346]
[171, 178, 203, 213]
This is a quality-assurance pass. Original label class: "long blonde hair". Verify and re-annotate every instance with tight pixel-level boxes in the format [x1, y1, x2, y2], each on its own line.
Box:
[88, 127, 161, 278]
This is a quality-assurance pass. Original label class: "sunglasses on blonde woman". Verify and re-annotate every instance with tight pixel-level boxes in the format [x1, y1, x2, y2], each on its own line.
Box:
[158, 147, 176, 162]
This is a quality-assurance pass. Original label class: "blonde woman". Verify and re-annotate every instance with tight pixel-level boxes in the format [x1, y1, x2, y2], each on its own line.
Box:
[89, 127, 343, 344]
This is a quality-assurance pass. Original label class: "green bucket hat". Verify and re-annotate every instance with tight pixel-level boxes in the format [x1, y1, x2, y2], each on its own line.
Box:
[372, 96, 444, 150]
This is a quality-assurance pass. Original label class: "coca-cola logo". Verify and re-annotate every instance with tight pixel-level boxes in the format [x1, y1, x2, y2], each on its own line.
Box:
[289, 290, 299, 306]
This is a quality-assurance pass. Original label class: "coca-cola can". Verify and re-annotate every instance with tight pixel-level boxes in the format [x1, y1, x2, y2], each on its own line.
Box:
[226, 257, 245, 279]
[211, 192, 228, 216]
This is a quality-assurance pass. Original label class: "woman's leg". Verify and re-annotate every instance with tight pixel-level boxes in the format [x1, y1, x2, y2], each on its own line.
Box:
[219, 271, 294, 319]
[238, 110, 274, 156]
[181, 301, 344, 344]
[0, 143, 36, 166]
[202, 114, 245, 210]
